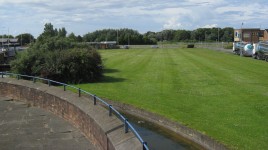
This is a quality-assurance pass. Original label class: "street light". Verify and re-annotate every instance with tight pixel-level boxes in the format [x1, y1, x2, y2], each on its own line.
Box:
[205, 31, 207, 47]
[7, 28, 9, 49]
[1, 27, 4, 48]
[218, 27, 220, 43]
[240, 22, 244, 56]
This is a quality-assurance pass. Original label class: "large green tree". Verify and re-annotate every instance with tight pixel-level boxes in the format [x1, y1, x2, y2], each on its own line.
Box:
[15, 33, 34, 46]
[83, 28, 156, 45]
[11, 23, 103, 83]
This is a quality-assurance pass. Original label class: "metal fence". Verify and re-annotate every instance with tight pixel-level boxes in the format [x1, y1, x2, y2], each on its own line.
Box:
[0, 72, 149, 150]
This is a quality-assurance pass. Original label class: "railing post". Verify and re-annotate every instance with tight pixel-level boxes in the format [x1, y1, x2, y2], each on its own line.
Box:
[78, 88, 81, 97]
[94, 95, 96, 105]
[109, 105, 112, 116]
[124, 118, 129, 133]
[17, 75, 20, 80]
[1, 72, 3, 78]
[33, 77, 36, 83]
[143, 142, 148, 150]
[64, 85, 66, 91]
[48, 80, 51, 86]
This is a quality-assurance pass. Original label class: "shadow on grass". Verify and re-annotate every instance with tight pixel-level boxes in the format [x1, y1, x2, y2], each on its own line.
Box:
[103, 68, 120, 74]
[100, 75, 126, 83]
[100, 68, 126, 83]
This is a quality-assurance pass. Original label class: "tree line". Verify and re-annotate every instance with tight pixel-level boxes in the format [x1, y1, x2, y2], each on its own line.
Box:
[82, 27, 234, 44]
[3, 27, 234, 46]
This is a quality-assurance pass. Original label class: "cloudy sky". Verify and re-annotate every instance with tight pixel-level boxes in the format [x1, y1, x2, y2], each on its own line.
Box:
[1, 0, 268, 37]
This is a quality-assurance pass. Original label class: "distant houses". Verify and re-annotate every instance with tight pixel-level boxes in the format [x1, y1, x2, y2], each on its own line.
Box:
[0, 38, 19, 47]
[87, 41, 118, 49]
[0, 38, 20, 62]
[234, 28, 268, 43]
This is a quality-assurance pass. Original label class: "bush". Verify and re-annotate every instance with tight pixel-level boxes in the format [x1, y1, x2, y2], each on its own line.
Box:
[224, 43, 233, 49]
[11, 48, 102, 84]
[11, 23, 103, 84]
[187, 44, 195, 48]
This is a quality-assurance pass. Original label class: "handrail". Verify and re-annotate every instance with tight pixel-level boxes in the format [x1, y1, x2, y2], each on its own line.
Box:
[0, 71, 149, 150]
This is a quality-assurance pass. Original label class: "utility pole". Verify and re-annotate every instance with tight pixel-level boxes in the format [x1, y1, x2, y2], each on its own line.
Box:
[205, 31, 207, 47]
[128, 34, 130, 46]
[218, 27, 220, 43]
[8, 28, 9, 49]
[117, 29, 119, 45]
[1, 27, 4, 48]
[20, 34, 22, 46]
[217, 27, 220, 48]
[240, 22, 244, 56]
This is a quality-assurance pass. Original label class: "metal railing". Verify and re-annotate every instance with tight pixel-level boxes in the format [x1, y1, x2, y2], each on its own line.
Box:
[0, 71, 149, 150]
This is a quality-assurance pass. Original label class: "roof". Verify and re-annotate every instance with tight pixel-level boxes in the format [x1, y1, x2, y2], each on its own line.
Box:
[9, 39, 18, 42]
[100, 41, 117, 44]
[0, 38, 18, 43]
[0, 38, 8, 43]
[235, 28, 260, 30]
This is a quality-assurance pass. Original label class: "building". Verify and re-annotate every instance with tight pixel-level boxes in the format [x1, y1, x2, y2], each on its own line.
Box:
[99, 41, 117, 49]
[262, 29, 268, 41]
[234, 28, 261, 43]
[0, 38, 19, 47]
[87, 41, 118, 49]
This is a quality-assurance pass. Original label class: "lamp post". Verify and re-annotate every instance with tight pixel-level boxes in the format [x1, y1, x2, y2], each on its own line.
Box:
[1, 27, 4, 48]
[117, 29, 119, 46]
[218, 27, 220, 44]
[240, 23, 244, 56]
[8, 28, 9, 49]
[240, 22, 243, 42]
[205, 31, 207, 47]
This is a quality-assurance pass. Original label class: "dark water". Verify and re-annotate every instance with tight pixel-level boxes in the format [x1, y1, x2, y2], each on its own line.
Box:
[125, 113, 203, 150]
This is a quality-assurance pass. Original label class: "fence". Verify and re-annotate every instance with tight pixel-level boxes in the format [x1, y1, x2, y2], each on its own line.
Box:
[0, 71, 149, 150]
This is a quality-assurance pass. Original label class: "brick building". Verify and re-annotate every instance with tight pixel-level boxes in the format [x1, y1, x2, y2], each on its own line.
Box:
[234, 28, 268, 43]
[262, 29, 268, 41]
[234, 28, 261, 43]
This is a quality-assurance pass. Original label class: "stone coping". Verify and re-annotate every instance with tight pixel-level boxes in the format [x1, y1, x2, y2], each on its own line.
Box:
[104, 99, 228, 150]
[0, 78, 142, 150]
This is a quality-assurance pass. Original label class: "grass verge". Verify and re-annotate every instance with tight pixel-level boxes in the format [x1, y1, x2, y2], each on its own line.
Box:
[77, 48, 268, 149]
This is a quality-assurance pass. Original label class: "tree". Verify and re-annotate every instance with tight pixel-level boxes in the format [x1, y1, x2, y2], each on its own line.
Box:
[83, 28, 156, 45]
[222, 27, 234, 42]
[0, 34, 14, 38]
[42, 23, 56, 37]
[15, 33, 35, 46]
[58, 27, 67, 37]
[68, 32, 77, 42]
[11, 23, 103, 83]
[174, 30, 191, 41]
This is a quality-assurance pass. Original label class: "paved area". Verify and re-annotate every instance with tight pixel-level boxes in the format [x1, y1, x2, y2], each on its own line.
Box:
[0, 97, 96, 150]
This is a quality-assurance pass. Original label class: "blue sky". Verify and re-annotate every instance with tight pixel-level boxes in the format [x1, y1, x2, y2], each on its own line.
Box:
[1, 0, 268, 38]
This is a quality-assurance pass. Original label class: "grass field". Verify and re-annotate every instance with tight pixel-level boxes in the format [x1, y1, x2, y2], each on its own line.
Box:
[77, 48, 268, 149]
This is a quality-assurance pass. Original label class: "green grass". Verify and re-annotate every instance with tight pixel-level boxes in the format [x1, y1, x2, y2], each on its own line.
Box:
[77, 48, 268, 150]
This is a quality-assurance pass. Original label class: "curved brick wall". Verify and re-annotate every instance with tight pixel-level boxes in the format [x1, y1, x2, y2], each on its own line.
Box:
[0, 78, 142, 150]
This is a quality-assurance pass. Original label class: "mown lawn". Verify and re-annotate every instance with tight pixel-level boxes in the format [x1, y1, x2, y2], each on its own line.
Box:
[77, 48, 268, 149]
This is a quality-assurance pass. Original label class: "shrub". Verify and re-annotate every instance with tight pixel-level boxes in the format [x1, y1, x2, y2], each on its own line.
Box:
[11, 23, 103, 83]
[11, 48, 102, 83]
[224, 43, 233, 49]
[187, 44, 195, 48]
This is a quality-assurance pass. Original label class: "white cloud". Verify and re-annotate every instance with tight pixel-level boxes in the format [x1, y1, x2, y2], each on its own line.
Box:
[163, 17, 183, 29]
[1, 0, 268, 37]
[202, 24, 218, 28]
[41, 18, 50, 24]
